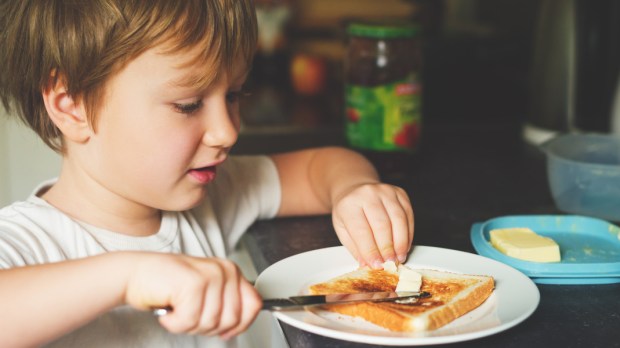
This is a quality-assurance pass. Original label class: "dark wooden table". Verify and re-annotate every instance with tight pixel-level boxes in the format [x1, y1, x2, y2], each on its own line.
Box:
[237, 122, 620, 348]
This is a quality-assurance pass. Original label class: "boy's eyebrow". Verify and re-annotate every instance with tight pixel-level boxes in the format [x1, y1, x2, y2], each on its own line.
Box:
[166, 68, 250, 90]
[165, 71, 216, 90]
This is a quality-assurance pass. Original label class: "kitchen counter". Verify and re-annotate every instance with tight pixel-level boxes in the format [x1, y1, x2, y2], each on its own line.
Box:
[236, 122, 620, 348]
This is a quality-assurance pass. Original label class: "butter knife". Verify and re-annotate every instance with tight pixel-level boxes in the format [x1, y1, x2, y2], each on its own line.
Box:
[262, 291, 430, 311]
[153, 291, 430, 315]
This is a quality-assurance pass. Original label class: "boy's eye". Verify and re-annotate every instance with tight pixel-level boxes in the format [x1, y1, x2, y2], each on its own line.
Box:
[173, 100, 202, 115]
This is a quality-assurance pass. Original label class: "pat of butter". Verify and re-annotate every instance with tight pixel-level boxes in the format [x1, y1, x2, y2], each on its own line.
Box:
[397, 265, 422, 282]
[490, 227, 561, 262]
[396, 265, 422, 292]
[382, 261, 422, 292]
[382, 260, 398, 273]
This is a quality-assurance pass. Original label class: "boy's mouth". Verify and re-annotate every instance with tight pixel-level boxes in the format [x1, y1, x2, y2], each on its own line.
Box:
[188, 166, 217, 184]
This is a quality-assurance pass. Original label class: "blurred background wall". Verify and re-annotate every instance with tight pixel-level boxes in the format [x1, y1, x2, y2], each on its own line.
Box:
[8, 0, 613, 205]
[0, 0, 541, 205]
[0, 109, 61, 206]
[243, 0, 539, 132]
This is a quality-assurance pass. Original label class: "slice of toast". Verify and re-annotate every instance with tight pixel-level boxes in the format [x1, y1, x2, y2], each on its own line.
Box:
[308, 267, 495, 332]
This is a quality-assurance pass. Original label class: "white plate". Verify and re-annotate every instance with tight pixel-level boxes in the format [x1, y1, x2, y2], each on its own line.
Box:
[255, 245, 540, 346]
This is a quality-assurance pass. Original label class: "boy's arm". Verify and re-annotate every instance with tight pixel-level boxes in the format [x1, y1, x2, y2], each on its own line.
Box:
[0, 253, 129, 346]
[0, 252, 261, 346]
[270, 146, 414, 269]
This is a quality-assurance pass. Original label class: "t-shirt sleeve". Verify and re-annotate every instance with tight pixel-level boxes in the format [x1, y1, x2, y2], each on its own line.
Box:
[0, 207, 47, 268]
[197, 155, 281, 251]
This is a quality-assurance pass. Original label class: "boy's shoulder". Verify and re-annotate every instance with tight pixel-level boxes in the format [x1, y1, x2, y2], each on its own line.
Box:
[0, 179, 62, 221]
[0, 198, 72, 266]
[0, 197, 64, 228]
[1, 198, 45, 218]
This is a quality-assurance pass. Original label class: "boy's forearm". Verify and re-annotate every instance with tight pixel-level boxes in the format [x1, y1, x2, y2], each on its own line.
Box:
[273, 146, 380, 216]
[0, 253, 131, 347]
[307, 147, 380, 209]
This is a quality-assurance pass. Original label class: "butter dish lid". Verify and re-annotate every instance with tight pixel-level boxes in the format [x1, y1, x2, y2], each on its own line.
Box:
[470, 215, 620, 284]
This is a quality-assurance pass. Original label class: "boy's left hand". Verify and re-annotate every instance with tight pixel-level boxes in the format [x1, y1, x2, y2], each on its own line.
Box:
[331, 183, 414, 269]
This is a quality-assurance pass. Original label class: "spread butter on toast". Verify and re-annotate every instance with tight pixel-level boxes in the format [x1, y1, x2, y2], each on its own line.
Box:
[308, 267, 495, 332]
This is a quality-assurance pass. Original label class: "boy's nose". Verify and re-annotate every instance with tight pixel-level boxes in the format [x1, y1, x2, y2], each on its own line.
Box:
[201, 107, 239, 149]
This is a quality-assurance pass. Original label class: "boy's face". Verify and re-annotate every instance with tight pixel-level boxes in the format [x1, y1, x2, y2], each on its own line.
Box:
[80, 46, 246, 211]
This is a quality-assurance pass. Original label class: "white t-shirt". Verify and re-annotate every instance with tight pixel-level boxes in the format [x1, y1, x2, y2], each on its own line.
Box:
[0, 155, 281, 347]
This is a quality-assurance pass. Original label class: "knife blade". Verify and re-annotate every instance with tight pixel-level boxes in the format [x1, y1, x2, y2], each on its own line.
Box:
[152, 291, 431, 315]
[262, 291, 431, 311]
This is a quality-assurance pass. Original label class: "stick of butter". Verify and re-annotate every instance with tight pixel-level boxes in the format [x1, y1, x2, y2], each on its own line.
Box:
[490, 227, 561, 262]
[395, 264, 422, 292]
[382, 261, 422, 292]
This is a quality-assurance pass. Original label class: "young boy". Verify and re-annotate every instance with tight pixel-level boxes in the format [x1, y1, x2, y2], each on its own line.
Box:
[0, 1, 414, 347]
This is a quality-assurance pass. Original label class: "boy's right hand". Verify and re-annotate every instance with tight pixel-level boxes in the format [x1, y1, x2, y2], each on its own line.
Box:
[123, 253, 261, 339]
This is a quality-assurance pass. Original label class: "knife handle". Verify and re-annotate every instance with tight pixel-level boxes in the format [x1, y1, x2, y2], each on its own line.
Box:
[152, 306, 173, 317]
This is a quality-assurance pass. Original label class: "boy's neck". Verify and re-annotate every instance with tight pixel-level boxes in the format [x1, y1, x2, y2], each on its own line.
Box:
[41, 175, 163, 237]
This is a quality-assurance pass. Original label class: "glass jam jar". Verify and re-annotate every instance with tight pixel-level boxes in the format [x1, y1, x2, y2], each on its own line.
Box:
[344, 21, 422, 154]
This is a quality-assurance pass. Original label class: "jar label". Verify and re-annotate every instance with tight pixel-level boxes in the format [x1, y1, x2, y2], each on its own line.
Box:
[345, 78, 421, 151]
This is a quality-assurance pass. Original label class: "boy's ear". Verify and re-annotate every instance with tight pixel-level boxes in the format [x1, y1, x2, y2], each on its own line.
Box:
[42, 79, 92, 144]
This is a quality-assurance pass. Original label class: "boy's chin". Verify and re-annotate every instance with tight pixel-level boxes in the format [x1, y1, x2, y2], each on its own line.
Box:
[159, 191, 207, 212]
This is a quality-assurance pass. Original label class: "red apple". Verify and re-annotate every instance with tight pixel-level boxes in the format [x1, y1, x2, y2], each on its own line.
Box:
[290, 54, 326, 96]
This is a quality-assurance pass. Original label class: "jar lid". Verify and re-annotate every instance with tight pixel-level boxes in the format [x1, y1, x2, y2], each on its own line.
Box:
[347, 22, 419, 38]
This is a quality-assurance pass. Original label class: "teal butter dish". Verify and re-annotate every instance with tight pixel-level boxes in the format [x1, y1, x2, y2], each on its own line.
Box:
[471, 215, 620, 284]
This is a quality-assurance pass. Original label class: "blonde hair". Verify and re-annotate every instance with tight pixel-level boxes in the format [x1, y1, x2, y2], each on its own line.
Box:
[0, 0, 257, 152]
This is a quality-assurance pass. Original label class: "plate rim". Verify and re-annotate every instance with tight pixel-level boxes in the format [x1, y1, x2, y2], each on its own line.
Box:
[255, 245, 540, 346]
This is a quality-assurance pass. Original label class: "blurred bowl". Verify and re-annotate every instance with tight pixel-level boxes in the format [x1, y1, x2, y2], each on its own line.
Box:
[542, 133, 620, 222]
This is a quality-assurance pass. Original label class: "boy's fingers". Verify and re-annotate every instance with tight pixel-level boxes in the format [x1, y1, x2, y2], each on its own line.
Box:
[219, 280, 262, 339]
[342, 211, 382, 269]
[158, 277, 207, 334]
[396, 190, 415, 253]
[333, 184, 415, 269]
[362, 201, 396, 264]
[193, 263, 225, 335]
[383, 198, 411, 262]
[211, 262, 242, 335]
[333, 220, 364, 267]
